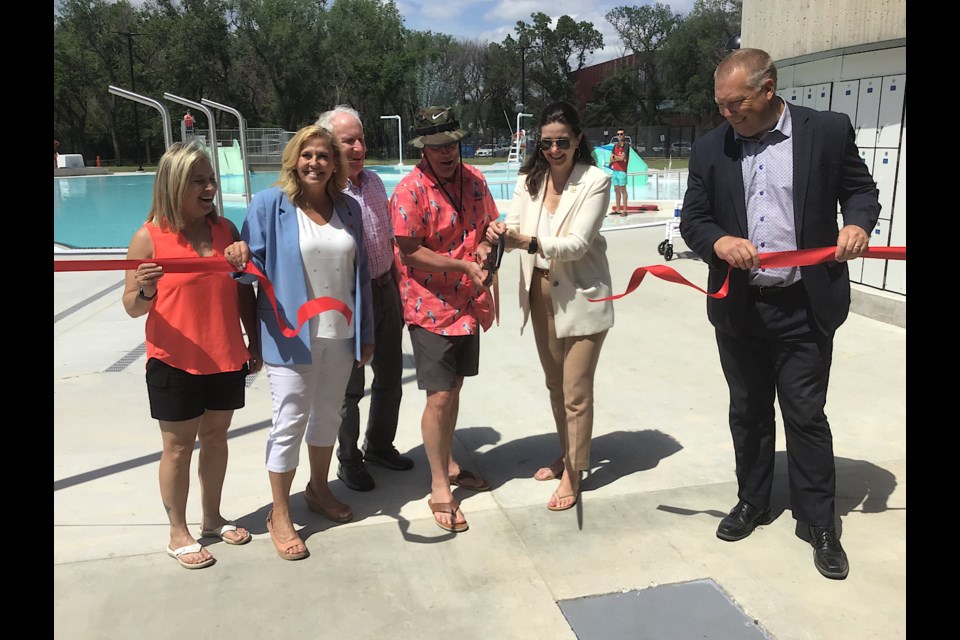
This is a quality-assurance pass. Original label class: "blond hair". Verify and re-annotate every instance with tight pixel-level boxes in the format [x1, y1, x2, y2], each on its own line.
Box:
[146, 141, 219, 231]
[276, 125, 348, 205]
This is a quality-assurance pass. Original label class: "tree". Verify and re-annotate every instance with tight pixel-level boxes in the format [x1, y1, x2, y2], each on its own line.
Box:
[54, 0, 148, 164]
[582, 67, 644, 126]
[605, 3, 683, 124]
[230, 0, 329, 129]
[506, 12, 603, 113]
[660, 0, 742, 123]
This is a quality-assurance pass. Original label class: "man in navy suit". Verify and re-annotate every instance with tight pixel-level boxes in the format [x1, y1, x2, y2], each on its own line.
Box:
[680, 48, 881, 580]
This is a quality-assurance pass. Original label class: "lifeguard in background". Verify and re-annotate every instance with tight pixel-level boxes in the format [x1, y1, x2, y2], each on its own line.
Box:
[610, 129, 630, 216]
[512, 129, 526, 160]
[183, 110, 195, 140]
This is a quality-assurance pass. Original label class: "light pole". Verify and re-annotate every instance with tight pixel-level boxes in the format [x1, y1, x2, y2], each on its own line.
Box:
[380, 115, 402, 166]
[117, 31, 143, 171]
[519, 38, 529, 108]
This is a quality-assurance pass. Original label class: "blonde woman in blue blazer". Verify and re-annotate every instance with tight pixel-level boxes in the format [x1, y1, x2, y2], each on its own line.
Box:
[487, 101, 614, 511]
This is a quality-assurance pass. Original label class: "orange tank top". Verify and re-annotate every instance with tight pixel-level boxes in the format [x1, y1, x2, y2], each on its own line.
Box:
[144, 218, 250, 375]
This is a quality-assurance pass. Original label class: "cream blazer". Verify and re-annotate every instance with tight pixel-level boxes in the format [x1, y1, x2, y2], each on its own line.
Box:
[505, 163, 615, 338]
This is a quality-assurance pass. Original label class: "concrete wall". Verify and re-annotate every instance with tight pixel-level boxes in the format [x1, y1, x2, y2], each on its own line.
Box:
[741, 0, 906, 60]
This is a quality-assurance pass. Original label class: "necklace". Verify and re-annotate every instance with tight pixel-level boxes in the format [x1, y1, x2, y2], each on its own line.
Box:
[434, 166, 462, 219]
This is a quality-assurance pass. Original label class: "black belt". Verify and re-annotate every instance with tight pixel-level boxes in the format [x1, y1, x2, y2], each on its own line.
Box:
[372, 271, 392, 287]
[748, 281, 803, 299]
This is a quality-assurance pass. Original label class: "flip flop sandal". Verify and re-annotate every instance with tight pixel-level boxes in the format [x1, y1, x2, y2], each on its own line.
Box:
[448, 469, 491, 492]
[547, 490, 580, 512]
[166, 542, 216, 569]
[428, 498, 469, 533]
[200, 522, 252, 545]
[534, 463, 564, 481]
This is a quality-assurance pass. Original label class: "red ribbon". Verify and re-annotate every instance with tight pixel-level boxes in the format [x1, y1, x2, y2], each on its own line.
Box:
[590, 246, 907, 302]
[53, 256, 352, 338]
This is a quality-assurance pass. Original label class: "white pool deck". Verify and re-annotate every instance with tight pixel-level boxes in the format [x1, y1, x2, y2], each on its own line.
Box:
[53, 213, 906, 639]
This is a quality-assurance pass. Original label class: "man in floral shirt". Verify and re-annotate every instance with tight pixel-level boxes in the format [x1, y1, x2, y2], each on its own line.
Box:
[390, 106, 498, 534]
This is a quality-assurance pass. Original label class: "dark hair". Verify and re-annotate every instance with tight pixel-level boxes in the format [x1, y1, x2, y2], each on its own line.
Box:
[520, 100, 596, 197]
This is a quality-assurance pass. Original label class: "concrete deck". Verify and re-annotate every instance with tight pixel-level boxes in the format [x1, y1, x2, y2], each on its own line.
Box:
[54, 217, 906, 640]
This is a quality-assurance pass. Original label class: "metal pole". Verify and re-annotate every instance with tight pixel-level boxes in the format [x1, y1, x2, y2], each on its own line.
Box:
[107, 86, 173, 150]
[164, 93, 222, 211]
[202, 98, 252, 205]
[521, 46, 527, 107]
[380, 115, 402, 166]
[119, 32, 144, 171]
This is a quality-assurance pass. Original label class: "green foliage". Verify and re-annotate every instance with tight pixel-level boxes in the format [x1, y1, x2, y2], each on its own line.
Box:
[506, 12, 603, 111]
[605, 3, 682, 125]
[660, 0, 742, 119]
[52, 0, 737, 164]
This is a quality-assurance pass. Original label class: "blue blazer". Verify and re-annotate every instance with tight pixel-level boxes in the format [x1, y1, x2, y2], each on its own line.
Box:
[679, 102, 881, 336]
[238, 186, 374, 365]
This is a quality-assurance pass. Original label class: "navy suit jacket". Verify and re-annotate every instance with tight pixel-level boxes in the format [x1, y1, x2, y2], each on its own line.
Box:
[679, 102, 881, 336]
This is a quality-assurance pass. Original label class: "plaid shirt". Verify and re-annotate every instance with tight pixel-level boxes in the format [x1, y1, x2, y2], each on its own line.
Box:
[345, 169, 394, 279]
[390, 161, 498, 335]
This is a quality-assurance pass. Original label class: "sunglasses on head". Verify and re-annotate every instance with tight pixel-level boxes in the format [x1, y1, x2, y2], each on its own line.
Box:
[539, 138, 572, 150]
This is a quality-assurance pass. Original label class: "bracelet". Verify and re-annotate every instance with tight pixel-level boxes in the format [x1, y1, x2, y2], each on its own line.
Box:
[138, 287, 157, 301]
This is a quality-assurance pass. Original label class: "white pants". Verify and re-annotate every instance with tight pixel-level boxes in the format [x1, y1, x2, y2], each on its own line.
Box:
[264, 337, 355, 473]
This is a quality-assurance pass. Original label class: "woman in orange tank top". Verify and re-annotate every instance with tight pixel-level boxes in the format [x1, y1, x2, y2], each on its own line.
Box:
[122, 141, 261, 570]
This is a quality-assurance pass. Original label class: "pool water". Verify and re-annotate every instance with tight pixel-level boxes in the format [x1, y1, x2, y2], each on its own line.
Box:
[54, 162, 686, 249]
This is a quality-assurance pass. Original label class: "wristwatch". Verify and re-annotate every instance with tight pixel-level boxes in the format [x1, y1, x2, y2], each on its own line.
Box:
[138, 287, 157, 301]
[527, 236, 538, 255]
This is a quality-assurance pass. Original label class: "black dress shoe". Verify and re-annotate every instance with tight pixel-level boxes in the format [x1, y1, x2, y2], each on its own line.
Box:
[364, 447, 414, 471]
[809, 525, 849, 579]
[337, 459, 375, 491]
[716, 501, 772, 541]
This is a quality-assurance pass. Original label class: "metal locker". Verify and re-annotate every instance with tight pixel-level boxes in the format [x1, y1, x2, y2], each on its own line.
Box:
[885, 112, 907, 295]
[872, 149, 898, 218]
[804, 86, 816, 107]
[876, 75, 906, 148]
[861, 218, 891, 289]
[831, 80, 859, 124]
[855, 77, 882, 149]
[811, 84, 832, 111]
[785, 87, 802, 105]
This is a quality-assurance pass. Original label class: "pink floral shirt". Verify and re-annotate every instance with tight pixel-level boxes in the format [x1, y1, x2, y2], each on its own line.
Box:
[390, 161, 498, 335]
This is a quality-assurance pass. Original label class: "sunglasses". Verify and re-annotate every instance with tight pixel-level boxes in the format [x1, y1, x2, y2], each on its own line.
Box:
[539, 138, 572, 151]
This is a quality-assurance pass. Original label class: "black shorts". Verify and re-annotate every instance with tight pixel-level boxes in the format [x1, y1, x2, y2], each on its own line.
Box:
[146, 358, 247, 422]
[409, 325, 480, 391]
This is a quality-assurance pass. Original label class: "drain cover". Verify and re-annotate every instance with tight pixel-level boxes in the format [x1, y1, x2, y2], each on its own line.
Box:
[558, 579, 769, 639]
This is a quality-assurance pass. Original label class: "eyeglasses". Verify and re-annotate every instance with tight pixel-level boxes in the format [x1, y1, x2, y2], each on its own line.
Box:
[616, 132, 625, 137]
[539, 138, 572, 151]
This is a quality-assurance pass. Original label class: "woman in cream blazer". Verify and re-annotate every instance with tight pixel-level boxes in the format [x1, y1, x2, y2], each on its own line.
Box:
[487, 101, 614, 511]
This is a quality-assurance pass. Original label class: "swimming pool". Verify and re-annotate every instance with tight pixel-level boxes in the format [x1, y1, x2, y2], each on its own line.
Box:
[53, 162, 687, 249]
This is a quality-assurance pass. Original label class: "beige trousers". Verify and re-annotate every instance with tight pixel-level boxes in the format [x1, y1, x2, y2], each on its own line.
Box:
[529, 268, 607, 471]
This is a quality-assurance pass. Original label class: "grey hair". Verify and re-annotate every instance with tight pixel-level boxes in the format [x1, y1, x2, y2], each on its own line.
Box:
[715, 48, 778, 91]
[316, 104, 363, 131]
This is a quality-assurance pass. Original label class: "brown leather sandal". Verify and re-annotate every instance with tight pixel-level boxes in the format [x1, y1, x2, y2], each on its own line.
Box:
[428, 498, 469, 532]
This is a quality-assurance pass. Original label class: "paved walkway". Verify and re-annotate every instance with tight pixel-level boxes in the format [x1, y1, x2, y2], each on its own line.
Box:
[53, 219, 906, 639]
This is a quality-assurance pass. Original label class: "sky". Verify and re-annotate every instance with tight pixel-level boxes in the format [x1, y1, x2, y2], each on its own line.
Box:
[395, 0, 697, 66]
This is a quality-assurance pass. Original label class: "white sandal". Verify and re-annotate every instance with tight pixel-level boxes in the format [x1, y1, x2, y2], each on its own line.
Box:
[166, 542, 215, 569]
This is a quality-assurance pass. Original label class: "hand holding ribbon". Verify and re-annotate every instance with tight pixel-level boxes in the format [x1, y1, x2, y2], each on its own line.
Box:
[589, 246, 906, 303]
[54, 256, 352, 337]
